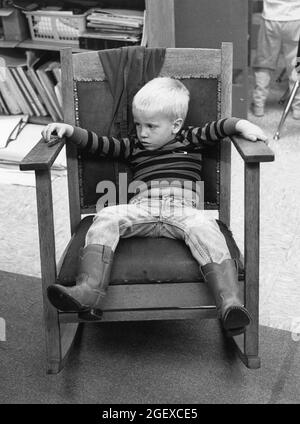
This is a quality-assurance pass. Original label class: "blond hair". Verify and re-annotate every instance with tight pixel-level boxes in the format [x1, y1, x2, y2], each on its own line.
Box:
[132, 77, 190, 122]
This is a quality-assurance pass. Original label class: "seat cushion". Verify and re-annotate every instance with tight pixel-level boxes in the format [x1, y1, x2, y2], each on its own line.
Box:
[57, 215, 244, 286]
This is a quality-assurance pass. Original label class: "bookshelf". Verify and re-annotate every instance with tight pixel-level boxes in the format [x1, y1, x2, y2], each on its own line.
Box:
[0, 1, 146, 122]
[0, 0, 251, 119]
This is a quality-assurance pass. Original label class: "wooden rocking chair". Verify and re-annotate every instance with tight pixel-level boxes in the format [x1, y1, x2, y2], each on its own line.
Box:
[20, 43, 274, 374]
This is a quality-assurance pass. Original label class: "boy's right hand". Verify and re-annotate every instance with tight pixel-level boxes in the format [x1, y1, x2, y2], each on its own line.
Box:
[41, 123, 74, 143]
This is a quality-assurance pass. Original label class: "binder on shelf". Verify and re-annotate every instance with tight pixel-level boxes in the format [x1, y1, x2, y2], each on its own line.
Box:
[41, 61, 63, 110]
[54, 82, 62, 108]
[10, 67, 38, 116]
[4, 67, 33, 115]
[36, 61, 63, 120]
[0, 49, 62, 120]
[0, 90, 9, 114]
[43, 61, 61, 83]
[79, 33, 138, 50]
[0, 78, 22, 114]
[17, 66, 48, 116]
[52, 67, 61, 85]
[0, 95, 4, 114]
[27, 67, 59, 121]
[0, 50, 33, 115]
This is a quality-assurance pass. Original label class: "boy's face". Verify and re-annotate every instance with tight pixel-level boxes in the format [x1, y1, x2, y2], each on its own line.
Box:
[133, 108, 182, 150]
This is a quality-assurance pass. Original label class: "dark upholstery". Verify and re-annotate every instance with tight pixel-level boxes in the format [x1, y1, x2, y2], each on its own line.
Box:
[57, 216, 244, 287]
[76, 78, 221, 210]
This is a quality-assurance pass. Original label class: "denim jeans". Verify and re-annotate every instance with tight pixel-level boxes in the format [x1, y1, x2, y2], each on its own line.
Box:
[86, 194, 231, 266]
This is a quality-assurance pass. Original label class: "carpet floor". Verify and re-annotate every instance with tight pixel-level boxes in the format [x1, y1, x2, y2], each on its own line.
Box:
[0, 270, 299, 404]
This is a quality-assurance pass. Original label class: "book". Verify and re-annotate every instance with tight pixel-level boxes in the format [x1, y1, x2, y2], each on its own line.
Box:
[87, 9, 144, 27]
[42, 61, 61, 83]
[79, 35, 138, 50]
[0, 50, 33, 116]
[54, 81, 62, 108]
[26, 50, 60, 120]
[27, 67, 59, 121]
[0, 78, 22, 114]
[42, 61, 63, 108]
[4, 67, 32, 115]
[52, 67, 61, 85]
[10, 67, 38, 116]
[36, 61, 63, 120]
[84, 27, 141, 42]
[0, 90, 10, 114]
[25, 69, 48, 117]
[17, 66, 48, 116]
[0, 50, 61, 120]
[85, 8, 144, 43]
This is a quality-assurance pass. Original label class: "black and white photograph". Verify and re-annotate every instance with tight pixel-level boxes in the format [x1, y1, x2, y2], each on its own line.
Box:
[0, 0, 299, 408]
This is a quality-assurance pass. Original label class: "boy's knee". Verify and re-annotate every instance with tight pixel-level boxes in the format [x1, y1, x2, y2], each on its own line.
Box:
[186, 217, 221, 236]
[94, 205, 134, 228]
[95, 205, 121, 218]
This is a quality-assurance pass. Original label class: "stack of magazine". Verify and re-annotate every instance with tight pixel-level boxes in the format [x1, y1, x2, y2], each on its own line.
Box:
[0, 51, 62, 121]
[80, 8, 145, 49]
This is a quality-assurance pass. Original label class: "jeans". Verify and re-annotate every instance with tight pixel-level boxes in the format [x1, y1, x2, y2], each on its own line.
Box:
[85, 194, 231, 267]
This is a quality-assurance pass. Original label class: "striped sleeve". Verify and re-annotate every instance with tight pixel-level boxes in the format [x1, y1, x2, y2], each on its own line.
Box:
[68, 126, 135, 159]
[184, 117, 240, 146]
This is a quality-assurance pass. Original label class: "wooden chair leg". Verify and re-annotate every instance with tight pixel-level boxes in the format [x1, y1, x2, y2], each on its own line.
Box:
[231, 332, 261, 369]
[45, 317, 79, 374]
[35, 169, 79, 373]
[231, 162, 261, 369]
[44, 307, 61, 374]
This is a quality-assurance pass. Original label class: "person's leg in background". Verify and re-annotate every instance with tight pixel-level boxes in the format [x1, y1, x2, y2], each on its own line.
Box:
[281, 20, 300, 119]
[252, 19, 282, 116]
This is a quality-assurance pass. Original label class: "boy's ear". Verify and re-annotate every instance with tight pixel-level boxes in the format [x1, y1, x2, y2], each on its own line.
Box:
[172, 118, 183, 134]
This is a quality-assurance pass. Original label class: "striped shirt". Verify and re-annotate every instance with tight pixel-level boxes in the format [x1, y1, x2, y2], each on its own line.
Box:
[70, 117, 239, 195]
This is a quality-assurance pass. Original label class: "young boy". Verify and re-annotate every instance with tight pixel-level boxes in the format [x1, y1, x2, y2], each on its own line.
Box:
[43, 77, 267, 335]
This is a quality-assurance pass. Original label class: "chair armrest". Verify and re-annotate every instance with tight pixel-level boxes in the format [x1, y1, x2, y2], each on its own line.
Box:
[19, 137, 65, 171]
[230, 135, 275, 163]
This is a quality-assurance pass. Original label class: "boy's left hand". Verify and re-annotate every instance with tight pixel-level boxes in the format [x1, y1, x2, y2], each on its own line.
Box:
[235, 119, 268, 143]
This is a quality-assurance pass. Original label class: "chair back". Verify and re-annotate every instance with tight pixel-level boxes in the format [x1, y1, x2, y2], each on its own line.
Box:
[61, 45, 233, 229]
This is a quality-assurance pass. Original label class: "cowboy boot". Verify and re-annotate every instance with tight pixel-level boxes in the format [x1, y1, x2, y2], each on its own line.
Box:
[47, 244, 114, 319]
[201, 258, 251, 336]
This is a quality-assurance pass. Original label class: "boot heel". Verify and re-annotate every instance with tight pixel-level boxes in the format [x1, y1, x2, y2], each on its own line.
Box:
[224, 327, 246, 337]
[78, 308, 103, 321]
[223, 306, 251, 331]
